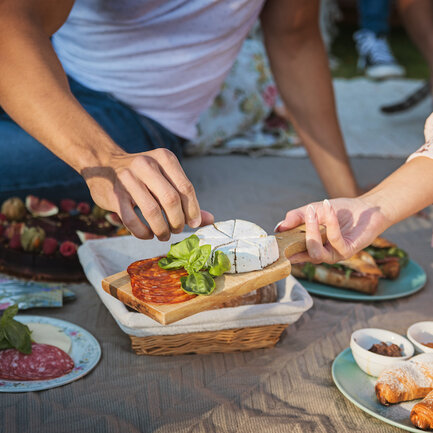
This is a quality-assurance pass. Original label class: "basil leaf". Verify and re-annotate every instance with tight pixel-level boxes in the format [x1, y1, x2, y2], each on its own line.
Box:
[0, 337, 12, 351]
[4, 319, 32, 354]
[0, 304, 32, 354]
[187, 245, 211, 273]
[181, 271, 216, 295]
[158, 257, 187, 270]
[0, 304, 18, 325]
[302, 263, 316, 281]
[209, 251, 231, 277]
[167, 235, 200, 260]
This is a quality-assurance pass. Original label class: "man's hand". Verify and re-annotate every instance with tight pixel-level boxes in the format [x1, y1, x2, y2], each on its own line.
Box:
[83, 148, 214, 240]
[275, 198, 391, 264]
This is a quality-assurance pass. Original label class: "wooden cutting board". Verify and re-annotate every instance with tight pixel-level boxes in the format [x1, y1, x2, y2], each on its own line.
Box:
[101, 225, 325, 325]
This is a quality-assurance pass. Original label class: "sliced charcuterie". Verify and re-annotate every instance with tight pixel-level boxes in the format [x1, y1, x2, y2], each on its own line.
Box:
[127, 257, 197, 304]
[0, 342, 74, 381]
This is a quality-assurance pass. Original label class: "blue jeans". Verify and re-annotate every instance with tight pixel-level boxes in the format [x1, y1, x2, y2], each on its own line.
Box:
[358, 0, 391, 35]
[0, 77, 184, 203]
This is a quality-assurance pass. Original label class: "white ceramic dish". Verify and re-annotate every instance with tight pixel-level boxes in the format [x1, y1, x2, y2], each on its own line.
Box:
[407, 321, 433, 353]
[350, 328, 414, 377]
[0, 316, 101, 393]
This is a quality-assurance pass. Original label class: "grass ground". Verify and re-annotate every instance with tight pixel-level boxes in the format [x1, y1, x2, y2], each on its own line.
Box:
[331, 24, 430, 79]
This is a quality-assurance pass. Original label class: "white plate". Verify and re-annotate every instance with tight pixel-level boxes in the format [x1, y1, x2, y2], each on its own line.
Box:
[0, 316, 101, 392]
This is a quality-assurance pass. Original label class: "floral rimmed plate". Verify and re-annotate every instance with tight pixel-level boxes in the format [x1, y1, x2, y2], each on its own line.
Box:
[332, 347, 421, 432]
[0, 315, 101, 392]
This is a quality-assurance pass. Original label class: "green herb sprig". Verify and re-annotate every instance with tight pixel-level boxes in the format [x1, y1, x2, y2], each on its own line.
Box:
[0, 305, 32, 354]
[158, 235, 231, 295]
[301, 262, 316, 281]
[364, 246, 409, 267]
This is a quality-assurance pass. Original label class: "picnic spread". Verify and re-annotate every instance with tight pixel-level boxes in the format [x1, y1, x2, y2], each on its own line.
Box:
[0, 155, 430, 433]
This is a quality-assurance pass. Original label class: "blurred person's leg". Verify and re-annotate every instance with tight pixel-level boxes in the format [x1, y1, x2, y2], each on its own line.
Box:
[398, 0, 433, 84]
[359, 0, 391, 34]
[354, 0, 405, 79]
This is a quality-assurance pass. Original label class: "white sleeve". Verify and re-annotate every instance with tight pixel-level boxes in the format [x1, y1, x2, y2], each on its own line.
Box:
[406, 113, 433, 163]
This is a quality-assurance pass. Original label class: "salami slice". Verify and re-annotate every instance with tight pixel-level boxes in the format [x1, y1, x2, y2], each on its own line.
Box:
[0, 343, 74, 381]
[128, 257, 196, 304]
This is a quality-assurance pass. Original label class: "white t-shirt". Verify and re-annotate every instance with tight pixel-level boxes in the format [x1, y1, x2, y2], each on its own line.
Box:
[52, 0, 265, 139]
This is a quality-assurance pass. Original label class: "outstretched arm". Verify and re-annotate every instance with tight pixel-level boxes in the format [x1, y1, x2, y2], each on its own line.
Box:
[0, 0, 211, 240]
[261, 0, 359, 198]
[276, 155, 433, 264]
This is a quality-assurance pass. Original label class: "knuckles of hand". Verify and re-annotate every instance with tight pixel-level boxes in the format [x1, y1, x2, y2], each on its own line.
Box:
[177, 181, 194, 197]
[152, 148, 177, 164]
[161, 191, 181, 208]
[143, 203, 163, 219]
[131, 155, 159, 172]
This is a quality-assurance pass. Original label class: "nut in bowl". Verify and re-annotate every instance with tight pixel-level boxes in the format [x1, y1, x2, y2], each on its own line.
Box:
[350, 328, 414, 377]
[407, 321, 433, 353]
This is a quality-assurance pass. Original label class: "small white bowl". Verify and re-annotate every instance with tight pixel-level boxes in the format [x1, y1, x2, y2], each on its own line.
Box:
[350, 328, 414, 377]
[407, 321, 433, 353]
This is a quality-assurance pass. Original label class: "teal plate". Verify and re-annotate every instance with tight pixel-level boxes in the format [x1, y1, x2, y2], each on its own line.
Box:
[332, 348, 421, 432]
[302, 259, 426, 301]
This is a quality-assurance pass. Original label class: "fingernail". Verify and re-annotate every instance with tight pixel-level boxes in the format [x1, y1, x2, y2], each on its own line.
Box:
[323, 199, 331, 210]
[306, 205, 315, 223]
[274, 221, 284, 232]
[190, 218, 201, 228]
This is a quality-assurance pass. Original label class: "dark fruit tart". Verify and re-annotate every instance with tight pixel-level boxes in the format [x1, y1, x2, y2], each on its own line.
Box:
[0, 196, 128, 281]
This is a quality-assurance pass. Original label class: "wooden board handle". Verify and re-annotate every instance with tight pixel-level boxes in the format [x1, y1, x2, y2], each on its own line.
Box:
[275, 224, 326, 260]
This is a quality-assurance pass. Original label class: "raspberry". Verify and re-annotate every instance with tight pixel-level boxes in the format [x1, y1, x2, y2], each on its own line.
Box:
[77, 202, 91, 215]
[9, 234, 22, 250]
[0, 225, 3, 237]
[60, 199, 77, 213]
[59, 241, 77, 257]
[42, 237, 58, 256]
[0, 213, 7, 223]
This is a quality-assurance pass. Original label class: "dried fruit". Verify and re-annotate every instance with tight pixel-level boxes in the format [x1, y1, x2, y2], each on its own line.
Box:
[42, 237, 58, 256]
[60, 199, 76, 213]
[105, 212, 123, 227]
[59, 241, 77, 257]
[77, 202, 91, 215]
[1, 198, 26, 221]
[4, 222, 25, 240]
[20, 227, 46, 252]
[76, 231, 107, 244]
[91, 205, 108, 220]
[9, 234, 22, 250]
[25, 195, 58, 217]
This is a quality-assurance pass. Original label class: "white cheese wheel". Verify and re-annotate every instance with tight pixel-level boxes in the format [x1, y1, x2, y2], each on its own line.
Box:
[244, 237, 280, 268]
[232, 219, 267, 239]
[196, 220, 279, 273]
[213, 220, 235, 238]
[27, 323, 72, 354]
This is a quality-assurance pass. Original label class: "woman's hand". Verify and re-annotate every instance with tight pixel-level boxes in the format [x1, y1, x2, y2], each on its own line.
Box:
[275, 197, 392, 264]
[82, 148, 214, 241]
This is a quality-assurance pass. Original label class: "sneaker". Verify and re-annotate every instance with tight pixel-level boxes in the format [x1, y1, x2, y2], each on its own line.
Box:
[354, 30, 405, 80]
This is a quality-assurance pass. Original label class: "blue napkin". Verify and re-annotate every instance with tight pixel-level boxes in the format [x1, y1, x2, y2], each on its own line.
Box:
[0, 277, 76, 310]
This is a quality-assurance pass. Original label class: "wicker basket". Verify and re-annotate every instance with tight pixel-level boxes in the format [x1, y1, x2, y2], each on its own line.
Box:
[129, 323, 288, 356]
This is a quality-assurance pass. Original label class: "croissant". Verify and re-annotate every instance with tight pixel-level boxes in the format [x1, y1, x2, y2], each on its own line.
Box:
[411, 390, 433, 431]
[375, 354, 433, 406]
